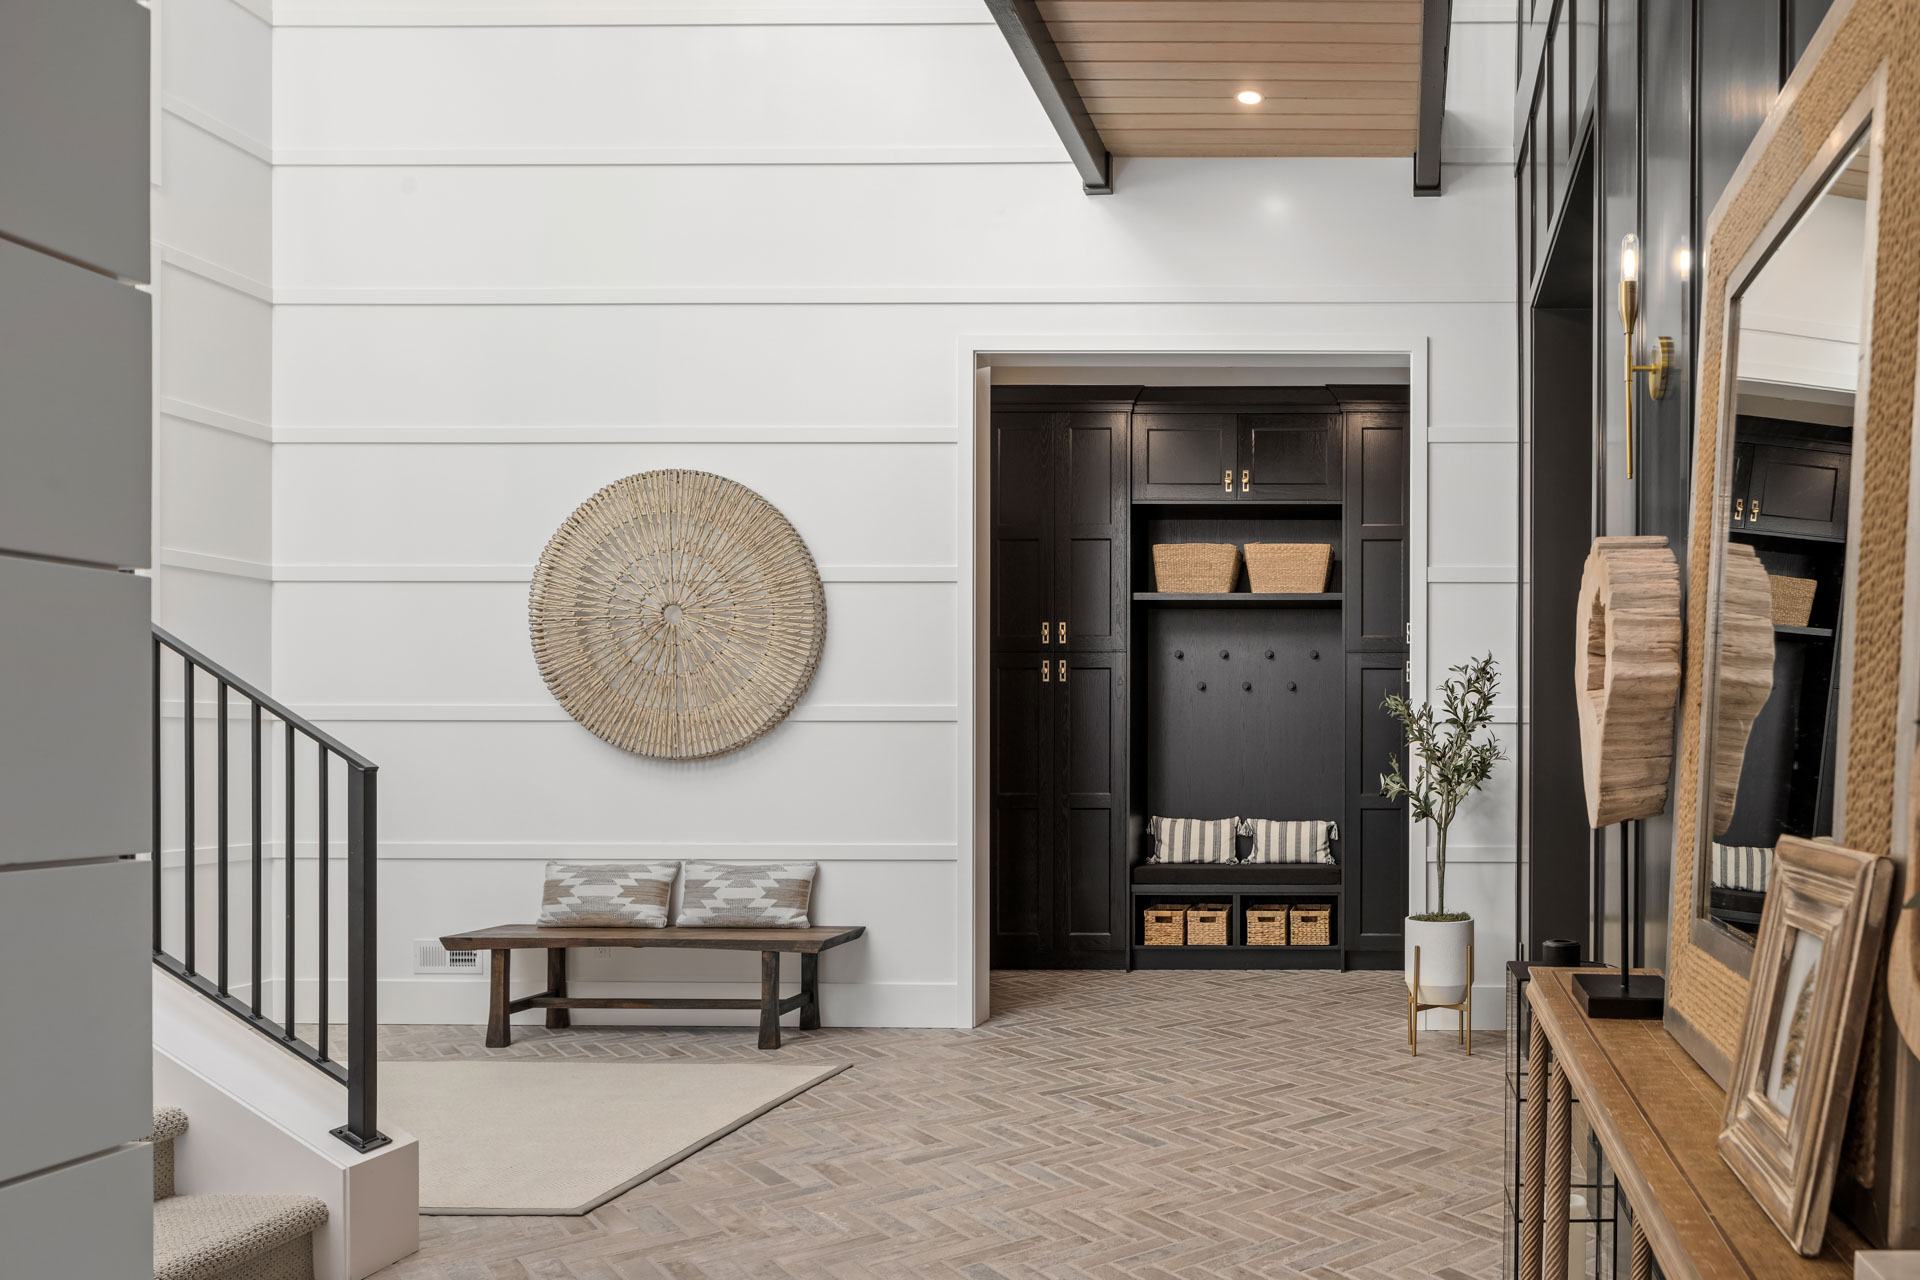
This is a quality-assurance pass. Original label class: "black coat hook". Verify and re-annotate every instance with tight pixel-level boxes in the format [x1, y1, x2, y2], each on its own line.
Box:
[1174, 649, 1184, 660]
[1219, 649, 1230, 659]
[1264, 649, 1274, 660]
[1197, 681, 1207, 691]
[1287, 681, 1297, 692]
[1241, 681, 1252, 692]
[1309, 649, 1320, 660]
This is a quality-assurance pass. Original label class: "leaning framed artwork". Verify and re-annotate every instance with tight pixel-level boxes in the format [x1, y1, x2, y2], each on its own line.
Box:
[1718, 836, 1894, 1254]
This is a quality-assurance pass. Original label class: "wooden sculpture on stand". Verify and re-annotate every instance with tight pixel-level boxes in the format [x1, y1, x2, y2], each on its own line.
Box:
[1572, 536, 1682, 1017]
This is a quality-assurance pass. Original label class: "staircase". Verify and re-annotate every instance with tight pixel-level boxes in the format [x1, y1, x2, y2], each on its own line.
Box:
[150, 1108, 330, 1280]
[151, 629, 419, 1279]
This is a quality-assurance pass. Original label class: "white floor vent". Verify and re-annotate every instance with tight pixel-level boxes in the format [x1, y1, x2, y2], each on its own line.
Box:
[413, 940, 483, 974]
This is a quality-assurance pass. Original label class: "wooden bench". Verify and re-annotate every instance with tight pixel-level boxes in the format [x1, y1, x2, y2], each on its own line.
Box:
[440, 924, 867, 1050]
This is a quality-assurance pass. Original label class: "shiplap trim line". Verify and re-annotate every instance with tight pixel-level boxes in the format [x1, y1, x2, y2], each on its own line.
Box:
[157, 551, 959, 584]
[271, 3, 992, 26]
[297, 703, 960, 723]
[275, 145, 1070, 167]
[274, 425, 961, 444]
[157, 841, 960, 865]
[162, 398, 275, 444]
[272, 284, 1516, 306]
[159, 244, 274, 303]
[160, 95, 273, 164]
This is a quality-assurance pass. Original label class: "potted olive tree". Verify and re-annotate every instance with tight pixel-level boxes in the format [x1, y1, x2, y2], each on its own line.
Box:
[1381, 653, 1504, 1010]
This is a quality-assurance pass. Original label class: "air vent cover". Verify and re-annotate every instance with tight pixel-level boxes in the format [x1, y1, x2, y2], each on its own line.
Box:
[413, 940, 482, 974]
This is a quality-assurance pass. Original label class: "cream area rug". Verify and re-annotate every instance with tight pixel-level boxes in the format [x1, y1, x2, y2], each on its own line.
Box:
[381, 1060, 847, 1215]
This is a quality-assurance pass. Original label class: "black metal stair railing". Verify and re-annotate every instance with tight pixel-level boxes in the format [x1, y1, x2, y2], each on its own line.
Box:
[151, 626, 388, 1152]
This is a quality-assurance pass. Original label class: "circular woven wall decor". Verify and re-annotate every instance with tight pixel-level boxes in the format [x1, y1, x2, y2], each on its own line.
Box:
[529, 470, 825, 760]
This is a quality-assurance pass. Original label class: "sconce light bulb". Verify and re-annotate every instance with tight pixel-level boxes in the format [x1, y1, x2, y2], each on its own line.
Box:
[1236, 89, 1263, 105]
[1620, 233, 1640, 284]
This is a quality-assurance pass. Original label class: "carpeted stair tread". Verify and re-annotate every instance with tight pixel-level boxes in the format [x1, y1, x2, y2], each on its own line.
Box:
[153, 1194, 327, 1280]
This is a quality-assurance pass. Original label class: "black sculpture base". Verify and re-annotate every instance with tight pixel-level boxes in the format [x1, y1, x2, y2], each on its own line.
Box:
[1573, 970, 1666, 1020]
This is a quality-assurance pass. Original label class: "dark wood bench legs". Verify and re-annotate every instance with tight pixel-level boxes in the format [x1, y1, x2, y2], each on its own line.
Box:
[546, 947, 570, 1030]
[487, 949, 512, 1048]
[801, 952, 821, 1031]
[484, 946, 818, 1050]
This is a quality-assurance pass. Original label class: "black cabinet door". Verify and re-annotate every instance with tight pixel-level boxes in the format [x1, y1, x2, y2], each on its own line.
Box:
[1057, 413, 1129, 651]
[1343, 410, 1410, 650]
[1346, 652, 1409, 954]
[1056, 651, 1126, 957]
[1739, 442, 1850, 540]
[1131, 411, 1238, 502]
[1240, 413, 1343, 501]
[991, 414, 1054, 651]
[990, 652, 1054, 968]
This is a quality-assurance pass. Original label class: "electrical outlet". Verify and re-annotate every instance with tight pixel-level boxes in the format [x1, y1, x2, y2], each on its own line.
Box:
[596, 947, 612, 960]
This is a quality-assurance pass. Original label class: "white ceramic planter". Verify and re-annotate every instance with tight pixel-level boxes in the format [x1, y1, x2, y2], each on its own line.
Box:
[1405, 916, 1474, 1006]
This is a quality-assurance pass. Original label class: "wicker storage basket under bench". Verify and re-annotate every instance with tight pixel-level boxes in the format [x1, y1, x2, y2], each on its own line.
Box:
[1142, 904, 1187, 946]
[1289, 903, 1334, 946]
[1246, 907, 1290, 947]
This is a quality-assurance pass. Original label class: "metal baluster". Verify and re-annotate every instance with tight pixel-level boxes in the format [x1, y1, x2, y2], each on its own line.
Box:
[151, 635, 162, 954]
[217, 680, 230, 994]
[285, 722, 298, 1041]
[250, 701, 263, 1017]
[183, 661, 196, 974]
[317, 748, 329, 1059]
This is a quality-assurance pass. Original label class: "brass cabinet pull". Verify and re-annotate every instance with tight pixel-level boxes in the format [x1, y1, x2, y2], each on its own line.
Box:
[1223, 469, 1233, 492]
[1751, 499, 1760, 521]
[1042, 621, 1050, 644]
[1241, 469, 1251, 493]
[1734, 497, 1744, 522]
[1058, 621, 1066, 644]
[1058, 659, 1067, 680]
[1041, 659, 1050, 683]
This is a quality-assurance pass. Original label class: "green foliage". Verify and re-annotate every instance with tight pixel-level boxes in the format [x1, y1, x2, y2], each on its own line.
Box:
[1409, 912, 1473, 924]
[1380, 653, 1506, 918]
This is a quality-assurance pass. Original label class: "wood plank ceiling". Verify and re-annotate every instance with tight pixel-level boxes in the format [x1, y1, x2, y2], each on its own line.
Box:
[1035, 1, 1425, 158]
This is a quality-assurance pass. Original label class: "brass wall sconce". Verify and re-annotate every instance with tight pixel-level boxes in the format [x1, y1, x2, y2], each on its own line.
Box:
[1619, 233, 1674, 480]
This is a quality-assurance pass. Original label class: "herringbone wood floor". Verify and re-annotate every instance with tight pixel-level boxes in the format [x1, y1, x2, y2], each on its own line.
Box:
[372, 971, 1502, 1279]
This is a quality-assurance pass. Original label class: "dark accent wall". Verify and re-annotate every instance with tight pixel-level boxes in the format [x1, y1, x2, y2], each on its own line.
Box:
[1515, 0, 1832, 973]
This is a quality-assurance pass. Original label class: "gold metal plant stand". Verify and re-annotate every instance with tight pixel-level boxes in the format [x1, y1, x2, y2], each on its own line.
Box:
[1406, 942, 1472, 1056]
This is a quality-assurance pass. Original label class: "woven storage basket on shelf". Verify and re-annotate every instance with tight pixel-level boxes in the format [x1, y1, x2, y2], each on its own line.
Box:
[1769, 574, 1816, 627]
[1246, 907, 1289, 947]
[1142, 905, 1188, 946]
[1244, 543, 1332, 594]
[1152, 543, 1240, 593]
[1186, 903, 1230, 946]
[1289, 903, 1333, 946]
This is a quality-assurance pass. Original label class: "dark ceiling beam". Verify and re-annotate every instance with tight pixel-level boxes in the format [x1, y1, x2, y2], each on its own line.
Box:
[1413, 0, 1454, 196]
[984, 0, 1112, 195]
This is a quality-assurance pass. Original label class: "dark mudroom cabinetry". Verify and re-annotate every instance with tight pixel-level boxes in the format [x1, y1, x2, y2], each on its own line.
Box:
[989, 390, 1133, 968]
[990, 385, 1410, 972]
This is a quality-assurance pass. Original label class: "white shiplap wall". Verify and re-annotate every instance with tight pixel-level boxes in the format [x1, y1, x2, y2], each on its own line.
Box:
[245, 1, 1521, 1028]
[154, 0, 275, 685]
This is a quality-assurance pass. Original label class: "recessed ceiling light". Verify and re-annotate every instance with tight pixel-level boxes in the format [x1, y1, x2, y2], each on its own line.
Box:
[1236, 90, 1263, 105]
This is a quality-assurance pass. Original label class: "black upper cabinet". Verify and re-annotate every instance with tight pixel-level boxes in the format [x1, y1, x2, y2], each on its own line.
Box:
[992, 389, 1132, 652]
[1057, 413, 1130, 651]
[1244, 413, 1343, 501]
[1130, 388, 1343, 503]
[1732, 439, 1850, 540]
[991, 413, 1054, 651]
[1341, 402, 1411, 651]
[1131, 412, 1238, 501]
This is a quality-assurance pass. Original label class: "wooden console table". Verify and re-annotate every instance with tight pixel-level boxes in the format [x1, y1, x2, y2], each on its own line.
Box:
[1522, 967, 1861, 1278]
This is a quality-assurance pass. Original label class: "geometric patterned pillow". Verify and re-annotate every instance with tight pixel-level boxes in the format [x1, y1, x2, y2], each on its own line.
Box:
[537, 861, 678, 927]
[675, 861, 817, 928]
[1238, 818, 1338, 865]
[1146, 816, 1239, 864]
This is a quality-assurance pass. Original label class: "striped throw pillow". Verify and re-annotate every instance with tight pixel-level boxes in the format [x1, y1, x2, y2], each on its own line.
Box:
[1711, 843, 1773, 892]
[1148, 816, 1239, 864]
[1238, 819, 1338, 865]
